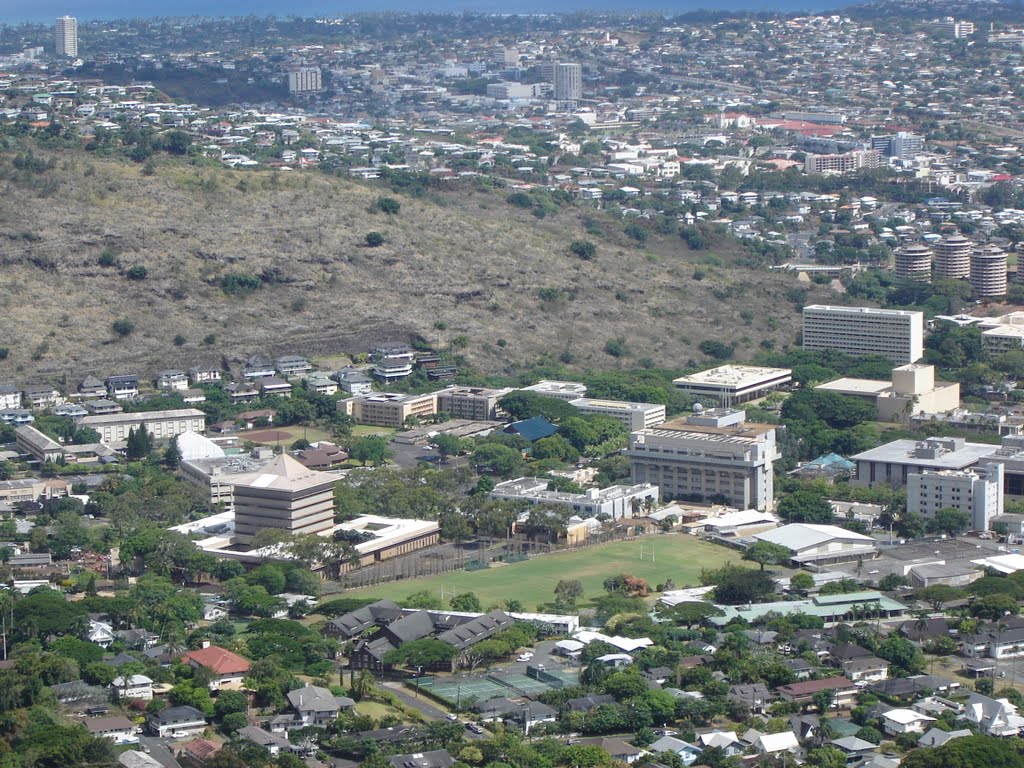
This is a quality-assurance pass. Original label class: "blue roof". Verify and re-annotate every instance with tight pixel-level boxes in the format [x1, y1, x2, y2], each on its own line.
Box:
[505, 415, 557, 442]
[806, 452, 855, 471]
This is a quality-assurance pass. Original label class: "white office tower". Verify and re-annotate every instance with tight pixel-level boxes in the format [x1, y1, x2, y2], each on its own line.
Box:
[553, 62, 582, 101]
[933, 234, 972, 280]
[970, 244, 1008, 299]
[894, 243, 933, 283]
[288, 67, 322, 94]
[802, 305, 925, 365]
[55, 16, 78, 58]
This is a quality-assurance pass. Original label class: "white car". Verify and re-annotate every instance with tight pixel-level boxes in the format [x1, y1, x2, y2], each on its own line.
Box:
[446, 713, 459, 721]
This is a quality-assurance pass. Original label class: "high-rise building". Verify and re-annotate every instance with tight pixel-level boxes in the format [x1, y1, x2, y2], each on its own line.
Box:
[493, 47, 519, 67]
[55, 15, 78, 58]
[802, 305, 925, 364]
[933, 234, 972, 279]
[894, 243, 933, 282]
[907, 462, 1003, 532]
[553, 62, 582, 102]
[232, 454, 337, 543]
[804, 150, 881, 175]
[970, 243, 1008, 299]
[625, 409, 780, 511]
[288, 67, 322, 94]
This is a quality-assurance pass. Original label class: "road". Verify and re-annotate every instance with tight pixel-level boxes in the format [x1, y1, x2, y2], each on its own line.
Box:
[138, 735, 182, 768]
[383, 682, 488, 740]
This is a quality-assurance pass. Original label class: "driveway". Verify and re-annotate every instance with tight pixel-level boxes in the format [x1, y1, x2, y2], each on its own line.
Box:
[138, 735, 182, 768]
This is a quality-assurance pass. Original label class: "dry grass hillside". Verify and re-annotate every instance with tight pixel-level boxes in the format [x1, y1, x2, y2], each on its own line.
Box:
[0, 147, 828, 383]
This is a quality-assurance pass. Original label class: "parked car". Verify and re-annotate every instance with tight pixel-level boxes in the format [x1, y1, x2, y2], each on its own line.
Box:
[466, 723, 484, 734]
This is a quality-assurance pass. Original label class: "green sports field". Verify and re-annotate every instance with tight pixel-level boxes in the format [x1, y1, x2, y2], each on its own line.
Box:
[341, 535, 741, 610]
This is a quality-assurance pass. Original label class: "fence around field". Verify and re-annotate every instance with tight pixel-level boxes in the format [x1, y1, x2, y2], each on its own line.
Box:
[410, 667, 580, 707]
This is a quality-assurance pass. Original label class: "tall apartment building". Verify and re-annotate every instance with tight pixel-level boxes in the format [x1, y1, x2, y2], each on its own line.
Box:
[871, 133, 924, 160]
[907, 463, 1003, 532]
[288, 67, 322, 94]
[625, 409, 781, 511]
[970, 244, 1008, 299]
[568, 398, 666, 431]
[933, 234, 973, 279]
[553, 62, 582, 101]
[232, 454, 337, 544]
[436, 386, 513, 421]
[804, 150, 881, 175]
[802, 305, 924, 364]
[55, 16, 78, 58]
[894, 244, 933, 283]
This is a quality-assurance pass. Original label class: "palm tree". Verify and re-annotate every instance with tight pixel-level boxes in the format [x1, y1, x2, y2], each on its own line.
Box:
[351, 669, 378, 701]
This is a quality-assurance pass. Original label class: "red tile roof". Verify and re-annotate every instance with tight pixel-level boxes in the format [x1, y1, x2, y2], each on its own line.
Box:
[181, 645, 251, 676]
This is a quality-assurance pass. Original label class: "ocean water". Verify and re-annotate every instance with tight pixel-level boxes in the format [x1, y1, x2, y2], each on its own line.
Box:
[3, 0, 854, 25]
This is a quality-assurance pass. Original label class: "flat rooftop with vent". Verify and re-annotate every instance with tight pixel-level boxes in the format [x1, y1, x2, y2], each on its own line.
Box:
[673, 365, 792, 406]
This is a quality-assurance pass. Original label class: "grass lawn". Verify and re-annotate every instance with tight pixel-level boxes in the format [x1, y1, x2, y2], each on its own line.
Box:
[355, 700, 404, 719]
[340, 535, 743, 611]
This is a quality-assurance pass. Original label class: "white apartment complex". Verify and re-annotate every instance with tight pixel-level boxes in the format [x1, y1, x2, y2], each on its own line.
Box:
[673, 365, 792, 406]
[568, 397, 666, 430]
[55, 16, 77, 58]
[907, 463, 1003, 532]
[625, 409, 780, 511]
[288, 67, 322, 94]
[802, 305, 924, 364]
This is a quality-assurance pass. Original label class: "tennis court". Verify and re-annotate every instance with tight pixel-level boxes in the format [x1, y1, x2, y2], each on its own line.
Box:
[416, 677, 511, 706]
[494, 673, 550, 697]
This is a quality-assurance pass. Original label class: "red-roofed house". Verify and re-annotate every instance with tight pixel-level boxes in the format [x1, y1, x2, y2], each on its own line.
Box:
[776, 676, 857, 709]
[178, 737, 222, 767]
[181, 643, 251, 690]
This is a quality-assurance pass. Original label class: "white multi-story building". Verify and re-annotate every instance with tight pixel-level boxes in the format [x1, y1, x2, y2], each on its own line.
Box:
[288, 67, 322, 94]
[893, 243, 933, 282]
[804, 150, 881, 175]
[933, 234, 972, 280]
[851, 436, 999, 489]
[568, 397, 666, 430]
[489, 477, 659, 521]
[553, 62, 582, 101]
[55, 15, 77, 58]
[673, 365, 792, 407]
[77, 408, 206, 443]
[907, 462, 1003, 532]
[802, 305, 924, 364]
[625, 409, 780, 511]
[970, 244, 1008, 299]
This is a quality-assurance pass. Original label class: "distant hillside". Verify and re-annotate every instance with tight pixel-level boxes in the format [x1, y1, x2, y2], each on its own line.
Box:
[0, 145, 826, 384]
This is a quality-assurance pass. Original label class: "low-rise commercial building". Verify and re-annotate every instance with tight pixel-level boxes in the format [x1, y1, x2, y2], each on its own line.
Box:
[519, 380, 588, 401]
[337, 515, 441, 569]
[673, 365, 792, 407]
[489, 477, 659, 521]
[77, 409, 206, 444]
[815, 364, 959, 422]
[436, 386, 513, 421]
[568, 397, 666, 430]
[339, 392, 438, 428]
[752, 523, 878, 566]
[626, 409, 780, 511]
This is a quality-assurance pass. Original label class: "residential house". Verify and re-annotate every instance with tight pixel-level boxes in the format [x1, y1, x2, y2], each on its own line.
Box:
[178, 738, 221, 767]
[565, 694, 616, 713]
[746, 730, 800, 755]
[334, 368, 374, 395]
[106, 375, 139, 400]
[188, 366, 222, 385]
[77, 377, 107, 398]
[275, 356, 312, 376]
[55, 403, 88, 419]
[305, 374, 338, 396]
[258, 377, 292, 398]
[841, 656, 890, 684]
[242, 358, 276, 380]
[148, 705, 208, 737]
[0, 384, 21, 410]
[572, 737, 642, 764]
[648, 736, 703, 765]
[84, 715, 138, 743]
[286, 683, 355, 727]
[961, 693, 1024, 737]
[727, 684, 772, 715]
[88, 620, 116, 648]
[156, 371, 189, 391]
[21, 383, 63, 409]
[118, 751, 164, 768]
[115, 628, 160, 650]
[180, 644, 251, 690]
[831, 736, 877, 765]
[387, 750, 455, 768]
[224, 382, 259, 403]
[697, 731, 743, 755]
[777, 677, 858, 709]
[474, 697, 556, 732]
[236, 725, 292, 756]
[785, 658, 814, 679]
[202, 604, 228, 622]
[917, 727, 972, 748]
[111, 674, 154, 701]
[882, 708, 935, 735]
